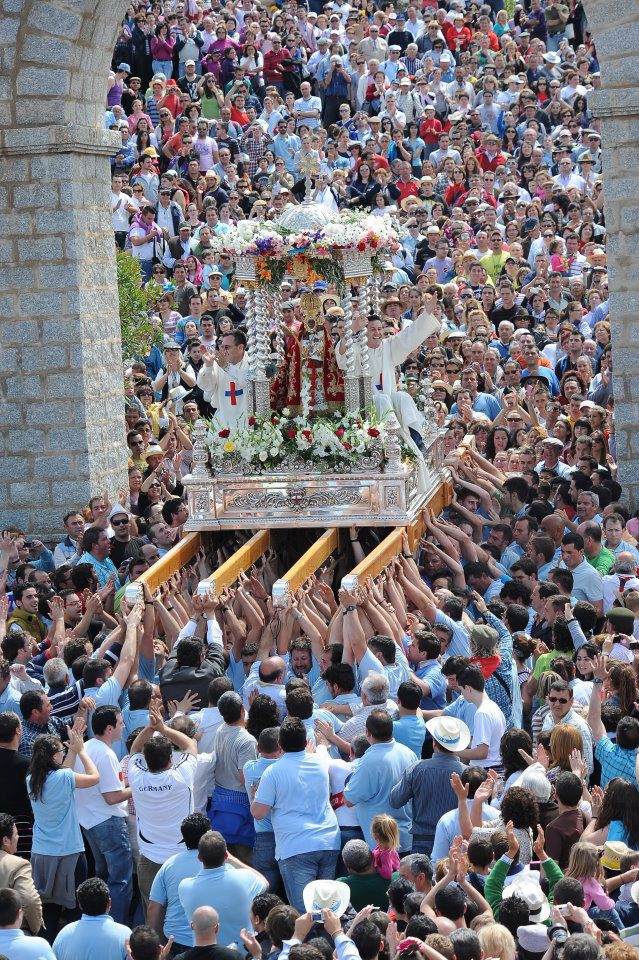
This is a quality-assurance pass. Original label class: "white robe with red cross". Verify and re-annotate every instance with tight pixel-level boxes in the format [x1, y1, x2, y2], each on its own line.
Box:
[197, 355, 251, 430]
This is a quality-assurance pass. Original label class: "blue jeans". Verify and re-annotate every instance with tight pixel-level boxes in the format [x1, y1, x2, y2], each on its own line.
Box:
[337, 826, 364, 877]
[278, 849, 339, 913]
[546, 32, 568, 51]
[587, 905, 623, 931]
[411, 837, 433, 855]
[136, 258, 155, 283]
[83, 816, 132, 925]
[152, 59, 173, 79]
[253, 831, 281, 894]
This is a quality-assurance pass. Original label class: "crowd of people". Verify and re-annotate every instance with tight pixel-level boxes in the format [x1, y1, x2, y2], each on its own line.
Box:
[4, 0, 636, 958]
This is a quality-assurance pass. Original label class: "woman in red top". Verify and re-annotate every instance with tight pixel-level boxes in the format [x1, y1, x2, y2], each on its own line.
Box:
[420, 106, 442, 154]
[445, 166, 468, 208]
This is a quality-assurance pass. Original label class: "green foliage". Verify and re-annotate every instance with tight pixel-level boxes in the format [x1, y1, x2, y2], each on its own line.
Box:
[116, 251, 164, 360]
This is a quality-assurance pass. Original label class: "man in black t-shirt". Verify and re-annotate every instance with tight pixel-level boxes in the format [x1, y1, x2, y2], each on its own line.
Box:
[109, 506, 145, 570]
[174, 906, 245, 960]
[0, 711, 31, 858]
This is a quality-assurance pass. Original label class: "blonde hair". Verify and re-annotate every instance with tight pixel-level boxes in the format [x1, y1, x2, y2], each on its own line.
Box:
[565, 841, 603, 883]
[470, 914, 495, 932]
[371, 813, 400, 851]
[479, 924, 516, 960]
[549, 723, 583, 771]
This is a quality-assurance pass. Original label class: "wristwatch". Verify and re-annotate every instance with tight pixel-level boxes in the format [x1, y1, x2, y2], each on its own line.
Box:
[344, 604, 356, 614]
[593, 677, 604, 684]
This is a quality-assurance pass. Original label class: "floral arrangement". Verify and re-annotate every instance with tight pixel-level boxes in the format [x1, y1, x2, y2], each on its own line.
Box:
[210, 213, 400, 291]
[209, 212, 399, 259]
[205, 409, 413, 474]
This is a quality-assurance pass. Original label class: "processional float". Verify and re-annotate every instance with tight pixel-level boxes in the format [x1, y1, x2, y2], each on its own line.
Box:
[183, 158, 449, 531]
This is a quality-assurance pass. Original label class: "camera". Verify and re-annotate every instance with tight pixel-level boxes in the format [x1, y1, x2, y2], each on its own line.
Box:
[310, 912, 324, 923]
[124, 583, 143, 605]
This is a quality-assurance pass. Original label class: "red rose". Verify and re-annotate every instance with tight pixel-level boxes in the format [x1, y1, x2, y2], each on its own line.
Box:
[336, 427, 345, 437]
[218, 429, 230, 438]
[357, 241, 366, 251]
[248, 417, 256, 427]
[302, 430, 312, 441]
[343, 442, 352, 450]
[286, 429, 297, 439]
[368, 428, 380, 437]
[271, 415, 279, 425]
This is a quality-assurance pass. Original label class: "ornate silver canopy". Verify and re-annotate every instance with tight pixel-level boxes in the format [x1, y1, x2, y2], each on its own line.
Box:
[275, 199, 340, 232]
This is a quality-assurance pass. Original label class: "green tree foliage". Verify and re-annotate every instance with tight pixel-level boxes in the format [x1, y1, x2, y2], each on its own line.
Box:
[117, 251, 164, 359]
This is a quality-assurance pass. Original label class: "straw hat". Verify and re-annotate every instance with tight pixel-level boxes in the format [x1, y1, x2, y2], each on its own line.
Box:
[425, 716, 471, 751]
[303, 881, 350, 918]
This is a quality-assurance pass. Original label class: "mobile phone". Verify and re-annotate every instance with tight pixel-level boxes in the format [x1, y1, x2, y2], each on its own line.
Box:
[558, 905, 570, 917]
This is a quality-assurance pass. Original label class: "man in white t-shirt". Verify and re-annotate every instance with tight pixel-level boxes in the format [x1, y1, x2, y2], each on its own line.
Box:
[111, 174, 137, 250]
[456, 664, 506, 769]
[74, 705, 132, 925]
[129, 206, 163, 283]
[128, 703, 198, 906]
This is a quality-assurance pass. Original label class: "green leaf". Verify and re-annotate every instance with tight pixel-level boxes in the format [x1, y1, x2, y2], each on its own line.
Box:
[117, 251, 164, 362]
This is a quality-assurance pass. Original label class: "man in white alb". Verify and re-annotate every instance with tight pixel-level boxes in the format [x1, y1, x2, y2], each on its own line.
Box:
[336, 294, 440, 445]
[197, 330, 251, 430]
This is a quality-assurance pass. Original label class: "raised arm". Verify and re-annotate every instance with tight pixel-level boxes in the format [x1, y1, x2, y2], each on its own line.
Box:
[588, 654, 608, 745]
[112, 601, 143, 687]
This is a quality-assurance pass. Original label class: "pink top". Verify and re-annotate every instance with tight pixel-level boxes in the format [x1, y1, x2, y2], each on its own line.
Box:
[581, 877, 615, 911]
[372, 846, 400, 881]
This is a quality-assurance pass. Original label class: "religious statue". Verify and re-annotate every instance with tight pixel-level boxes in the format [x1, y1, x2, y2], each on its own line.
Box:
[270, 290, 344, 416]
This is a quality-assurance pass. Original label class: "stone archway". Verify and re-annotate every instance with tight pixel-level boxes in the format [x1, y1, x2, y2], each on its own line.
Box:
[0, 0, 638, 534]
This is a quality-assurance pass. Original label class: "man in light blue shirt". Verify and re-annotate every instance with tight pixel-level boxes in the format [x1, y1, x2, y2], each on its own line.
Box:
[179, 830, 267, 949]
[344, 709, 417, 852]
[252, 716, 340, 911]
[81, 606, 139, 738]
[147, 812, 211, 955]
[431, 772, 500, 864]
[393, 681, 426, 757]
[52, 877, 130, 960]
[0, 669, 22, 715]
[243, 727, 282, 894]
[355, 637, 411, 702]
[272, 118, 300, 174]
[77, 528, 121, 590]
[558, 532, 604, 614]
[0, 889, 54, 959]
[407, 632, 446, 711]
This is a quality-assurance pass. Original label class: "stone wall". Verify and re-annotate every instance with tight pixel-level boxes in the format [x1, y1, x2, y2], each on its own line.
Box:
[0, 0, 130, 534]
[1, 0, 639, 528]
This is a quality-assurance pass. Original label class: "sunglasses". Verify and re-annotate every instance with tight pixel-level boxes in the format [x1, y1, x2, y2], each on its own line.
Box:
[148, 481, 162, 488]
[548, 696, 569, 704]
[111, 517, 130, 526]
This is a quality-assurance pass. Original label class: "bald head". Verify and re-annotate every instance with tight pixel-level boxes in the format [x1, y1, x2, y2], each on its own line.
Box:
[541, 514, 565, 546]
[192, 906, 220, 945]
[259, 656, 286, 684]
[614, 552, 637, 574]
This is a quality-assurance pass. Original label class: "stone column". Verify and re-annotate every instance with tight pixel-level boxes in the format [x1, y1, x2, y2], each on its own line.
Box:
[590, 86, 639, 503]
[0, 126, 128, 534]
